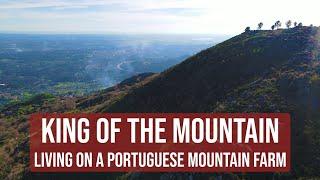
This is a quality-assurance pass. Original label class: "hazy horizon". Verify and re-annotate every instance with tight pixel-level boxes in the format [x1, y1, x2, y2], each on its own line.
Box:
[0, 0, 319, 35]
[0, 31, 229, 36]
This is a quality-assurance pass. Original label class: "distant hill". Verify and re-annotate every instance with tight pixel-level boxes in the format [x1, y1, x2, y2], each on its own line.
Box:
[1, 27, 320, 179]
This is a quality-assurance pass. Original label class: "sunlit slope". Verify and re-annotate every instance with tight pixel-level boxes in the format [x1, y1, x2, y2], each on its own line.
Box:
[102, 26, 320, 177]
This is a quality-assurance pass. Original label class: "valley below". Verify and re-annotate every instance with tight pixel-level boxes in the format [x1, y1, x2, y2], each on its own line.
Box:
[0, 34, 224, 106]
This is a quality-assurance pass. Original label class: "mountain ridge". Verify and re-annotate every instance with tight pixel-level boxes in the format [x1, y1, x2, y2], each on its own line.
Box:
[0, 26, 320, 179]
[104, 27, 318, 113]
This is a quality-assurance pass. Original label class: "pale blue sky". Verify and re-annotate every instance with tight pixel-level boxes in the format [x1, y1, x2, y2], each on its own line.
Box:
[0, 0, 319, 35]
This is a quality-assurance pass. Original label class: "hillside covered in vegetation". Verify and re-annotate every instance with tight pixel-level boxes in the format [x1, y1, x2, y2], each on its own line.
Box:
[1, 26, 320, 179]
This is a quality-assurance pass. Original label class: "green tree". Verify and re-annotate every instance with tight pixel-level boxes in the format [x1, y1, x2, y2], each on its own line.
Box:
[258, 22, 263, 30]
[245, 26, 251, 32]
[286, 20, 292, 28]
[275, 21, 282, 29]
